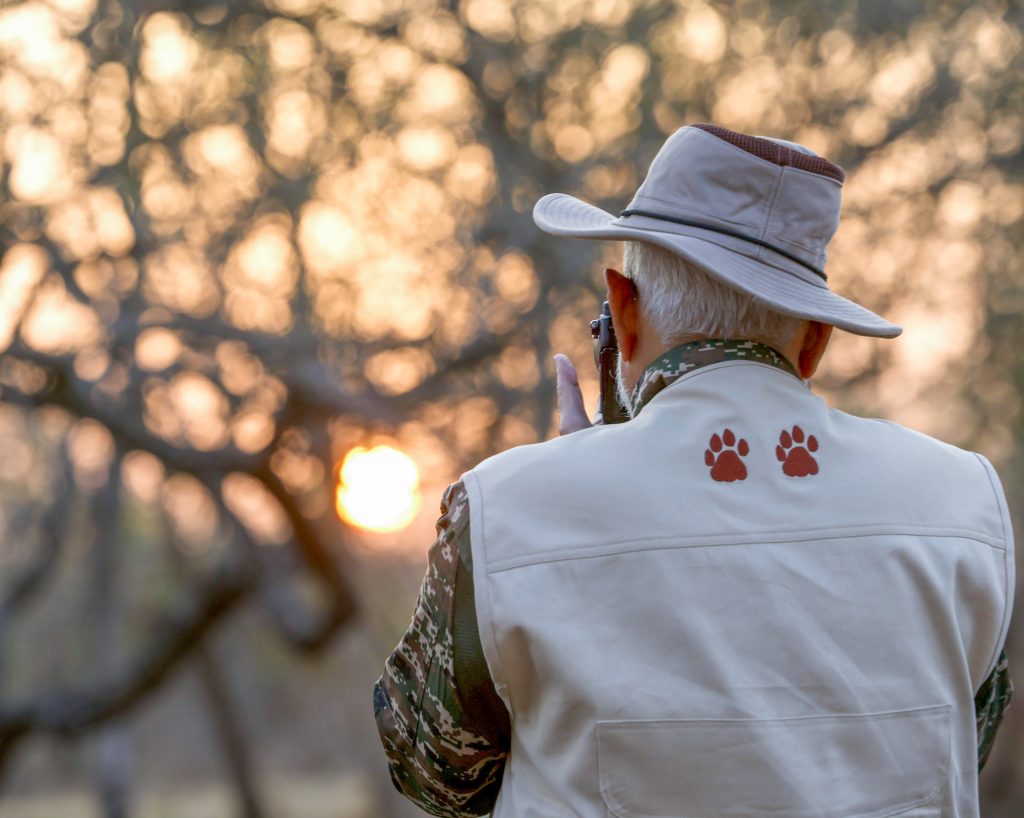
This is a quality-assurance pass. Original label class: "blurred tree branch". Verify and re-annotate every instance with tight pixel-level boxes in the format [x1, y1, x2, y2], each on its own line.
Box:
[0, 556, 254, 768]
[0, 452, 72, 622]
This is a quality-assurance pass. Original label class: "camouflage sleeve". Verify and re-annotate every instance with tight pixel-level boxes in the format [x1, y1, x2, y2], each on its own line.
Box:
[374, 480, 510, 817]
[976, 649, 1012, 771]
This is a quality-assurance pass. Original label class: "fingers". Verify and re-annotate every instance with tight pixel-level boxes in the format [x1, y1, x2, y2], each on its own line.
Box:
[553, 354, 592, 435]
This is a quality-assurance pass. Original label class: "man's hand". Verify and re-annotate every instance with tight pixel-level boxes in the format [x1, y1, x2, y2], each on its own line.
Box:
[553, 354, 594, 435]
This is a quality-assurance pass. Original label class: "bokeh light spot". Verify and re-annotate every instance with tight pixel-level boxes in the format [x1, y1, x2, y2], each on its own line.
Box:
[335, 445, 420, 533]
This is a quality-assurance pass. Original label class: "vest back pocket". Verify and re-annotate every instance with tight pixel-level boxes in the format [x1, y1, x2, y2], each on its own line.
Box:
[597, 704, 951, 818]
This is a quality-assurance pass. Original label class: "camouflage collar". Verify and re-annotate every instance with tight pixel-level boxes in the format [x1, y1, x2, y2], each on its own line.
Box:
[629, 339, 798, 417]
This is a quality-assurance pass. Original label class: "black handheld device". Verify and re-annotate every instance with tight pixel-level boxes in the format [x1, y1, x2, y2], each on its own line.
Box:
[590, 301, 629, 424]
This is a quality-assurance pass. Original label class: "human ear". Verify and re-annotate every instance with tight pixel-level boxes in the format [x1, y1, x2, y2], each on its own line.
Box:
[604, 267, 639, 362]
[798, 321, 833, 379]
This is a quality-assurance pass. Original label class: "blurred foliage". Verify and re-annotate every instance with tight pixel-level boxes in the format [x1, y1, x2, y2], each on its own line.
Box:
[0, 0, 1020, 815]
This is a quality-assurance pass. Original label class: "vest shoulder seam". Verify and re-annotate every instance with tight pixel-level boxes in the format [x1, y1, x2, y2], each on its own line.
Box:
[971, 452, 1016, 687]
[462, 470, 514, 715]
[485, 524, 1006, 574]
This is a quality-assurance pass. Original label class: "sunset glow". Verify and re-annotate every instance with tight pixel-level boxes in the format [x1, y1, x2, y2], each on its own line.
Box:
[335, 445, 421, 533]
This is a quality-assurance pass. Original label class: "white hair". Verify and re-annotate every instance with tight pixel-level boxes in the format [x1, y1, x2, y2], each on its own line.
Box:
[622, 241, 803, 350]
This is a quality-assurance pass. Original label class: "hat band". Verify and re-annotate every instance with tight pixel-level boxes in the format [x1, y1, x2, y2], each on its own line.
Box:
[618, 208, 827, 281]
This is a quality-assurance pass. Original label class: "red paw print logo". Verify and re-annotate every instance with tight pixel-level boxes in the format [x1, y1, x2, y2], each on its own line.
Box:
[705, 429, 749, 483]
[776, 426, 819, 477]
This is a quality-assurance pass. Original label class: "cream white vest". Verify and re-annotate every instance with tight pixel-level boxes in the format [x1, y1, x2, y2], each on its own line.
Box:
[463, 361, 1014, 818]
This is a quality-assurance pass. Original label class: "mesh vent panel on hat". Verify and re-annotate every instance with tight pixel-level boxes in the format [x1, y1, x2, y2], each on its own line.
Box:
[692, 123, 845, 184]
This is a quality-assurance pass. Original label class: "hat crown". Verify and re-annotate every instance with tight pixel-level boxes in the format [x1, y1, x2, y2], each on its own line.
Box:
[623, 125, 844, 280]
[694, 123, 845, 182]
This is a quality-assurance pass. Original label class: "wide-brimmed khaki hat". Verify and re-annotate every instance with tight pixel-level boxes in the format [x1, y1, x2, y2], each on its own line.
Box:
[533, 123, 901, 338]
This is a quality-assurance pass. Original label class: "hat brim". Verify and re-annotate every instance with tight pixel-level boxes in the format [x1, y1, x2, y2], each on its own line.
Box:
[534, 193, 901, 339]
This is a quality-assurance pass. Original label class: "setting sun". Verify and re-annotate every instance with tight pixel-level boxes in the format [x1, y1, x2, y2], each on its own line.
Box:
[335, 445, 421, 533]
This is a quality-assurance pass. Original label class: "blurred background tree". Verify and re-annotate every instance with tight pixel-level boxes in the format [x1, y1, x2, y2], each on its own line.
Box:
[0, 0, 1019, 815]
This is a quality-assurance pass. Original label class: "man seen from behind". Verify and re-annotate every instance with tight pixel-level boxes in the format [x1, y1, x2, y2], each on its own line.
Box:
[374, 123, 1015, 818]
